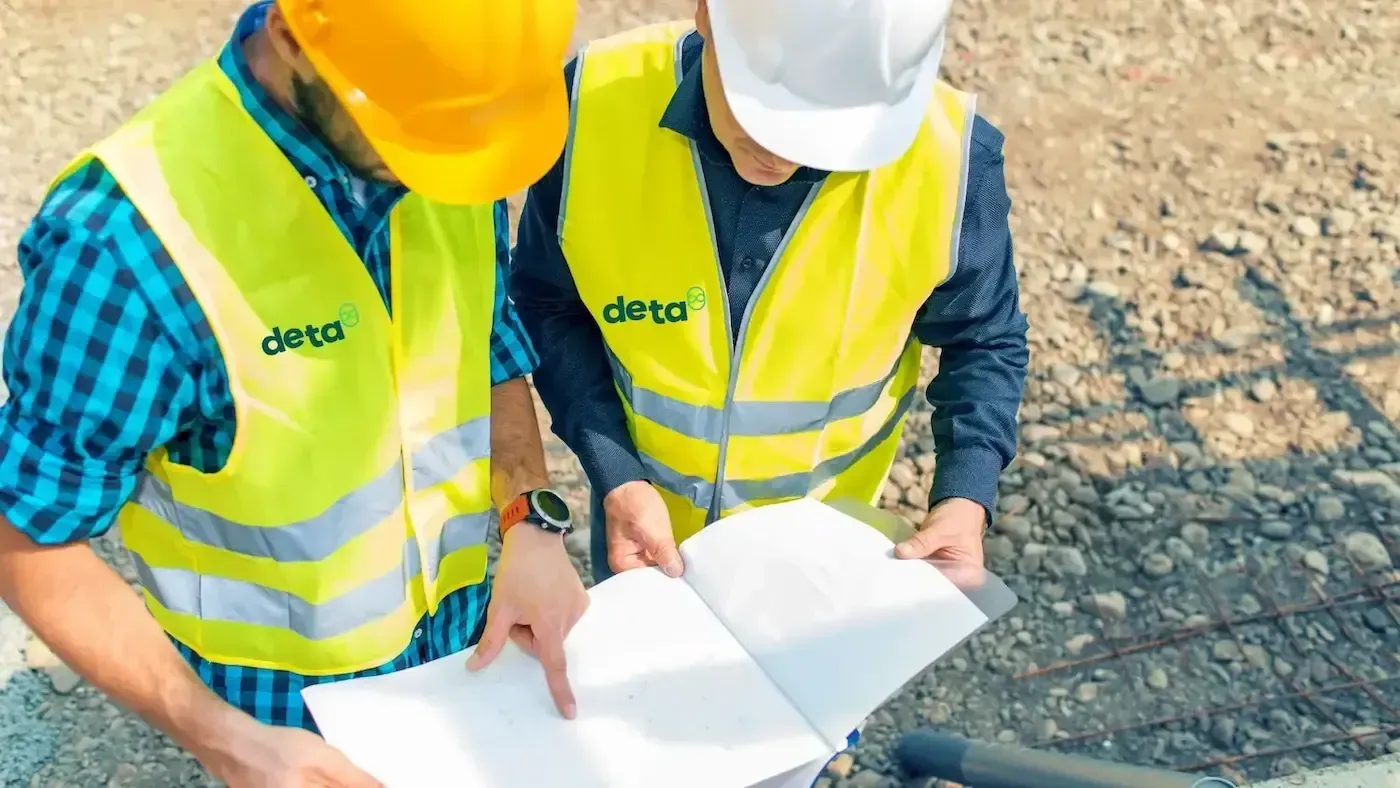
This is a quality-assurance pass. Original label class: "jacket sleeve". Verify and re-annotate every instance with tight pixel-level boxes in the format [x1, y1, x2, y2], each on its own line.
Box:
[508, 58, 649, 500]
[914, 115, 1030, 519]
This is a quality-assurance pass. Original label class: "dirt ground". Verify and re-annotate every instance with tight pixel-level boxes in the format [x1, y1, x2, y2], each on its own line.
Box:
[1, 0, 1399, 786]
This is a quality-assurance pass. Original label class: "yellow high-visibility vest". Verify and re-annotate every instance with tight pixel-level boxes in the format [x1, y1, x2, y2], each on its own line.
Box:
[49, 61, 498, 676]
[560, 23, 976, 545]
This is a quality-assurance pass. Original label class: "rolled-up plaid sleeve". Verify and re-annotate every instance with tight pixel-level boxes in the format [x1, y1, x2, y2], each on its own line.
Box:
[486, 199, 541, 385]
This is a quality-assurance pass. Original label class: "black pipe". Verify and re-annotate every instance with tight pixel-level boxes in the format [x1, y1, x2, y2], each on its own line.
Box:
[895, 729, 1237, 788]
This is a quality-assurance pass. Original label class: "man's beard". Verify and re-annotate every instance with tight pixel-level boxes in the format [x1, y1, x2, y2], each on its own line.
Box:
[289, 73, 382, 182]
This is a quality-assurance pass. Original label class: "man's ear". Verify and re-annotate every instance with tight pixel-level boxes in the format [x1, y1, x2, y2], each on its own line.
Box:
[264, 4, 304, 63]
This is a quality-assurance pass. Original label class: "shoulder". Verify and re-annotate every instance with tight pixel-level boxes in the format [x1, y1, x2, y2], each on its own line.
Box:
[18, 158, 207, 366]
[957, 113, 1008, 209]
[568, 22, 694, 100]
[970, 114, 1006, 157]
[25, 159, 150, 268]
[22, 160, 130, 258]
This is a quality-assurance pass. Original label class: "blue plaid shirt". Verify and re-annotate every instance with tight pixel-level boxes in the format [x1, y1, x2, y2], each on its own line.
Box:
[0, 2, 537, 731]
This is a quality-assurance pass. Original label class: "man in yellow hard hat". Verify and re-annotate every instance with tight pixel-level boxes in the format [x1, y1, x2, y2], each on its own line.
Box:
[0, 1, 581, 785]
[512, 0, 1028, 582]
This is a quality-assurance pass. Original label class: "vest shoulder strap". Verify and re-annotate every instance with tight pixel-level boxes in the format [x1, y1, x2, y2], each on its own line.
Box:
[562, 22, 695, 242]
[579, 19, 693, 61]
[929, 80, 978, 144]
[572, 20, 692, 111]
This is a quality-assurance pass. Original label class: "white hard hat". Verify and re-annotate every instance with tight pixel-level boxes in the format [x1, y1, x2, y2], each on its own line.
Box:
[706, 0, 952, 172]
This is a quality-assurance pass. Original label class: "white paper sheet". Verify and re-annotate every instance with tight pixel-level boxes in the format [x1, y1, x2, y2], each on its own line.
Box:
[679, 497, 992, 749]
[303, 567, 830, 788]
[304, 497, 1002, 788]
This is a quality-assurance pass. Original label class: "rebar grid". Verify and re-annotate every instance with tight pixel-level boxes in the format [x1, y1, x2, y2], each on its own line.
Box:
[1013, 501, 1400, 779]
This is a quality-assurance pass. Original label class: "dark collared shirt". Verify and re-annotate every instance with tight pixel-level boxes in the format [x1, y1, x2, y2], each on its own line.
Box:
[511, 31, 1029, 516]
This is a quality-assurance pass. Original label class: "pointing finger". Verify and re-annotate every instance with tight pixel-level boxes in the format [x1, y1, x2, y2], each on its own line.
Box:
[536, 631, 577, 720]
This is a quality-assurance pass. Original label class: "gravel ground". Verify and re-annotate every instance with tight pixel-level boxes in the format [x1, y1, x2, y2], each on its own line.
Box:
[2, 0, 1399, 786]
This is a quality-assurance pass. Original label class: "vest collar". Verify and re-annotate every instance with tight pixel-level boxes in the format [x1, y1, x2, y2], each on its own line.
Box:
[658, 31, 827, 186]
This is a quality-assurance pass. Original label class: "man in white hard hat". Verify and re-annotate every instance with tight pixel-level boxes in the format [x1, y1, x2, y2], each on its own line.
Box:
[516, 0, 1024, 742]
[515, 0, 1028, 559]
[513, 0, 1027, 768]
[513, 0, 1027, 574]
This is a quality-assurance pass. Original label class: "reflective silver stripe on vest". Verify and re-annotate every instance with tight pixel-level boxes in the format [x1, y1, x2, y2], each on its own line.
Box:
[410, 416, 491, 490]
[641, 386, 916, 513]
[132, 509, 491, 641]
[608, 347, 905, 441]
[422, 511, 493, 585]
[135, 416, 490, 562]
[942, 90, 978, 288]
[556, 46, 588, 244]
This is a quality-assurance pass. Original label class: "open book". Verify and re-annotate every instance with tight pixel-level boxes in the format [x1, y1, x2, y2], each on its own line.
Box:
[302, 497, 1015, 788]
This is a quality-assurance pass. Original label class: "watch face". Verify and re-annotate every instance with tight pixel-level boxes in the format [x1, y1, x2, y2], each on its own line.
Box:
[531, 489, 571, 524]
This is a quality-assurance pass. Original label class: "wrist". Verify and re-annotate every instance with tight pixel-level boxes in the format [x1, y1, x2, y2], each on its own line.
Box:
[574, 434, 649, 503]
[503, 520, 565, 549]
[172, 693, 258, 769]
[603, 479, 651, 511]
[929, 447, 1003, 521]
[928, 496, 990, 534]
[500, 488, 574, 539]
[932, 496, 984, 513]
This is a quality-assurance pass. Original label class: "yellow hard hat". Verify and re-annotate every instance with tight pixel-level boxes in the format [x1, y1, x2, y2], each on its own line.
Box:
[278, 0, 576, 205]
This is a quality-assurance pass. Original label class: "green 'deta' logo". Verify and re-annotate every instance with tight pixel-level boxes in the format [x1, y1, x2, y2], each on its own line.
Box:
[337, 302, 360, 328]
[602, 287, 707, 325]
[261, 302, 359, 356]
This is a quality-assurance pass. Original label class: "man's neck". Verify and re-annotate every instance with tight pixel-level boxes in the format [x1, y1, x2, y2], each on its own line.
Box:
[242, 27, 299, 124]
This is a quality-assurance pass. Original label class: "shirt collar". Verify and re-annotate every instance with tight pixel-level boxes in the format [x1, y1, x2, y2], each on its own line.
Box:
[217, 2, 405, 204]
[658, 31, 827, 186]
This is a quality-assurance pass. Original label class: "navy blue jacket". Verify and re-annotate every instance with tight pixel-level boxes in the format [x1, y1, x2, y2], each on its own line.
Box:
[509, 32, 1029, 516]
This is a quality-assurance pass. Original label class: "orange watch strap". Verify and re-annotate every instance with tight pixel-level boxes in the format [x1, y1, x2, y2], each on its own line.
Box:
[499, 494, 531, 536]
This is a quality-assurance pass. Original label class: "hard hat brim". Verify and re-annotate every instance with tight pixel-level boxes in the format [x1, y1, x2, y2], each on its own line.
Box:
[707, 0, 945, 173]
[348, 73, 570, 205]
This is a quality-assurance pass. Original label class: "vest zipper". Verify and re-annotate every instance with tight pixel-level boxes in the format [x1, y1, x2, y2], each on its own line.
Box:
[693, 147, 824, 523]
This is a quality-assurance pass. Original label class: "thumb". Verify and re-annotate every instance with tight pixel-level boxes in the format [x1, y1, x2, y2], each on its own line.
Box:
[320, 743, 384, 787]
[466, 605, 515, 671]
[640, 525, 684, 578]
[335, 763, 386, 788]
[895, 527, 946, 560]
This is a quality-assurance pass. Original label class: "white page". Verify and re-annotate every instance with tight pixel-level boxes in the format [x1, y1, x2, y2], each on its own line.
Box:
[679, 497, 992, 750]
[303, 567, 830, 788]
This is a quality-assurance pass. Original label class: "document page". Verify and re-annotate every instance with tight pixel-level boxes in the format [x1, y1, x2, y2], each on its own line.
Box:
[303, 568, 829, 788]
[679, 497, 995, 749]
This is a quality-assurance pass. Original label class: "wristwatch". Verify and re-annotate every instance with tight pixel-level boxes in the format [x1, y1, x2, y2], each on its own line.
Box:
[499, 488, 574, 538]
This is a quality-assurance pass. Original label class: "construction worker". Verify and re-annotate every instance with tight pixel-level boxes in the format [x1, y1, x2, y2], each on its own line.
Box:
[512, 0, 1029, 581]
[0, 1, 582, 785]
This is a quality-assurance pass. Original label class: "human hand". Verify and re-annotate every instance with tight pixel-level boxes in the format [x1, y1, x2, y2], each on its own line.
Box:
[466, 524, 589, 719]
[893, 497, 987, 566]
[602, 480, 683, 577]
[199, 716, 383, 788]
